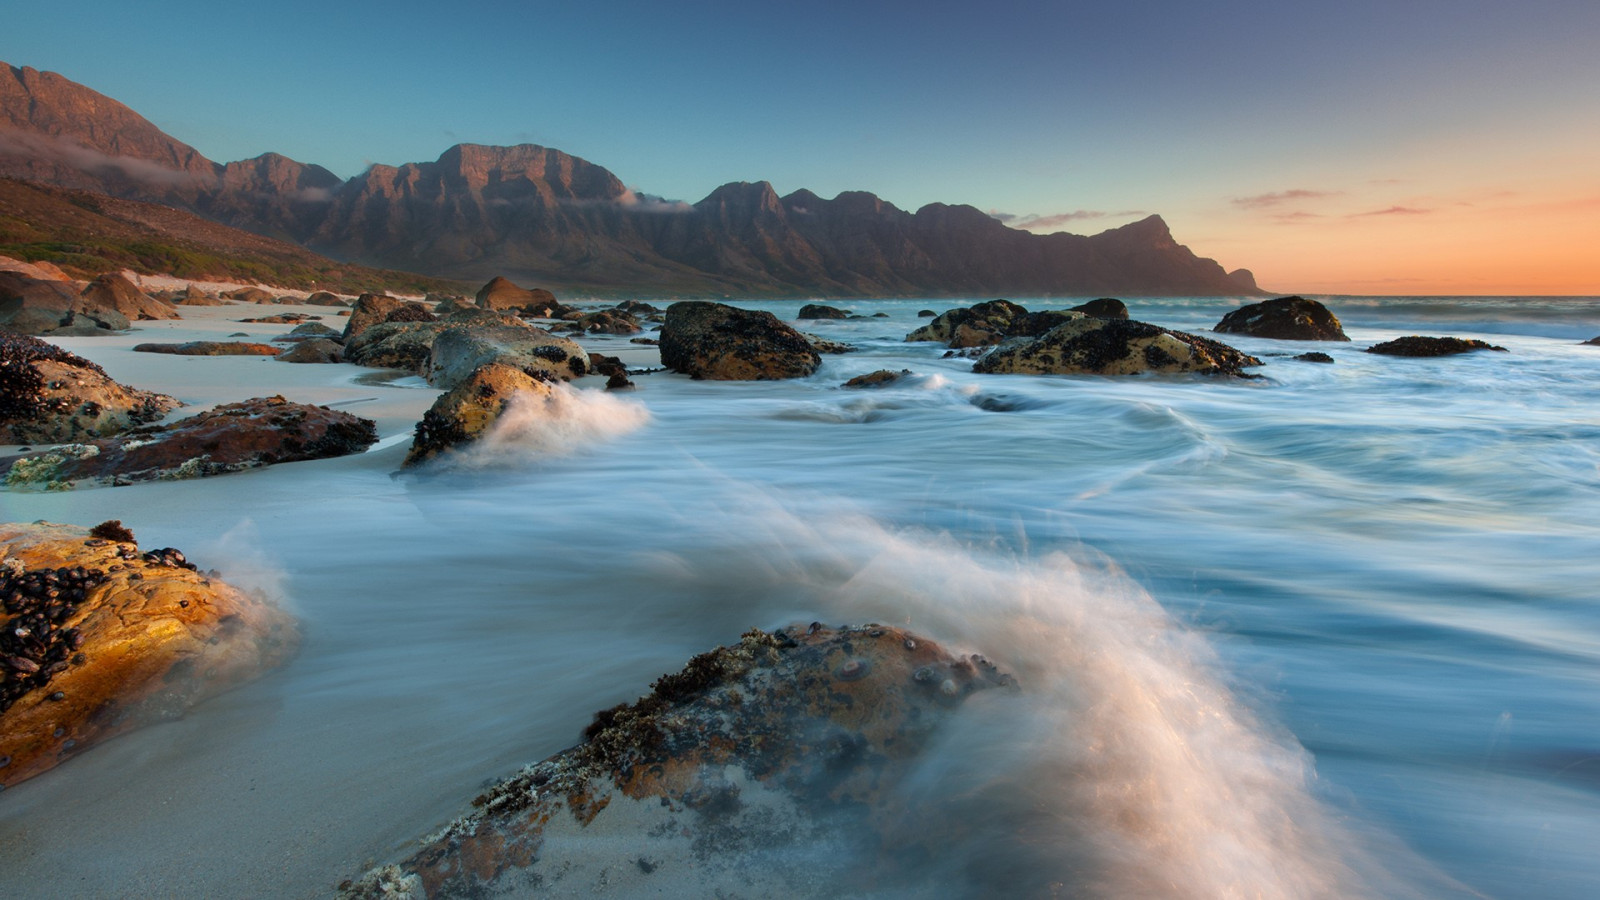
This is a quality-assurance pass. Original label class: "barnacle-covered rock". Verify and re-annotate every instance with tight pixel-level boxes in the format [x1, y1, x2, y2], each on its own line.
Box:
[1214, 296, 1349, 341]
[905, 299, 1085, 349]
[1365, 336, 1508, 357]
[0, 522, 298, 788]
[339, 623, 1015, 899]
[0, 331, 178, 443]
[973, 317, 1261, 377]
[659, 301, 821, 380]
[2, 396, 376, 489]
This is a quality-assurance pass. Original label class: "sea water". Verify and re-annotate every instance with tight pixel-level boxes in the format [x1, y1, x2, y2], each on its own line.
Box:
[1, 296, 1597, 898]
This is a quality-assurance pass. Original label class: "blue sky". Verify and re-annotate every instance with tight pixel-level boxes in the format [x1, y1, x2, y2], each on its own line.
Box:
[5, 0, 1598, 292]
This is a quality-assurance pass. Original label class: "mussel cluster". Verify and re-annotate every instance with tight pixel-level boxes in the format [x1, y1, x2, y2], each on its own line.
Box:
[140, 548, 197, 571]
[0, 564, 106, 714]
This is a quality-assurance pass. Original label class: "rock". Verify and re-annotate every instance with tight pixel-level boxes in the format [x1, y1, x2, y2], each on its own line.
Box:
[132, 341, 282, 356]
[425, 323, 590, 389]
[2, 396, 378, 489]
[659, 301, 821, 380]
[1293, 352, 1335, 363]
[272, 322, 341, 343]
[337, 623, 1014, 900]
[614, 300, 659, 315]
[1583, 336, 1600, 346]
[340, 293, 406, 343]
[275, 338, 343, 364]
[1213, 296, 1349, 341]
[431, 296, 474, 316]
[629, 337, 659, 346]
[223, 287, 275, 304]
[797, 303, 851, 319]
[80, 273, 180, 321]
[174, 285, 223, 306]
[905, 299, 1083, 348]
[384, 305, 438, 325]
[403, 364, 554, 467]
[304, 291, 349, 307]
[474, 276, 557, 314]
[0, 331, 179, 443]
[917, 309, 937, 317]
[1069, 297, 1130, 319]
[842, 369, 913, 389]
[241, 314, 316, 324]
[973, 317, 1261, 377]
[1, 271, 130, 336]
[575, 310, 642, 335]
[800, 332, 856, 354]
[0, 522, 297, 788]
[1365, 336, 1508, 357]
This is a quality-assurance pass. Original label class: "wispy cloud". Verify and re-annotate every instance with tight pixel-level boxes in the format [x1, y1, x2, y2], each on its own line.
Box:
[1270, 211, 1324, 225]
[989, 209, 1144, 231]
[1232, 189, 1338, 210]
[0, 129, 214, 189]
[1349, 205, 1431, 217]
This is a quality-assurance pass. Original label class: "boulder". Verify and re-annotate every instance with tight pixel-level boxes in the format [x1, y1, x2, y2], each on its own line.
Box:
[475, 276, 557, 314]
[1294, 352, 1335, 363]
[2, 396, 377, 489]
[1070, 297, 1130, 319]
[338, 623, 1014, 900]
[404, 364, 553, 468]
[973, 317, 1261, 377]
[917, 309, 937, 317]
[275, 338, 343, 364]
[81, 274, 180, 321]
[1365, 336, 1507, 356]
[223, 287, 275, 304]
[304, 291, 349, 307]
[425, 324, 589, 390]
[906, 300, 1083, 348]
[800, 332, 856, 354]
[240, 313, 316, 324]
[798, 303, 851, 319]
[174, 285, 223, 306]
[574, 309, 642, 335]
[431, 296, 474, 316]
[1, 272, 130, 336]
[1584, 336, 1600, 346]
[659, 301, 821, 380]
[132, 341, 282, 356]
[272, 322, 341, 343]
[614, 300, 659, 315]
[340, 293, 406, 343]
[0, 331, 178, 443]
[1213, 297, 1349, 341]
[0, 522, 297, 788]
[842, 368, 913, 389]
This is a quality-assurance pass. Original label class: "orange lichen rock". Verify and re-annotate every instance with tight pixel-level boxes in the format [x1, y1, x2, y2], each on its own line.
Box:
[0, 522, 298, 788]
[340, 623, 1016, 899]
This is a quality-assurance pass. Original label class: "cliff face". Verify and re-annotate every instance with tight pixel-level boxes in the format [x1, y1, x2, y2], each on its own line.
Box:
[0, 60, 1264, 297]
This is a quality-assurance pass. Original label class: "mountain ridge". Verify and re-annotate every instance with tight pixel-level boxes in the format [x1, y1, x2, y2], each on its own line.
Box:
[0, 61, 1263, 298]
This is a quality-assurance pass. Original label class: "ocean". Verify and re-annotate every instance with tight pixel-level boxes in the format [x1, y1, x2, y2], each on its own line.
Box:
[1, 295, 1597, 898]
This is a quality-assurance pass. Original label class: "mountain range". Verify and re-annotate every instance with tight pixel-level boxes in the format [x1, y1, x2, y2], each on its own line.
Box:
[0, 61, 1262, 298]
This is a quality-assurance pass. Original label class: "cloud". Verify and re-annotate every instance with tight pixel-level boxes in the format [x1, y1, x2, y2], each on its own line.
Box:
[0, 128, 215, 189]
[1232, 189, 1338, 210]
[988, 209, 1145, 231]
[617, 187, 694, 214]
[1349, 205, 1430, 217]
[1270, 211, 1324, 224]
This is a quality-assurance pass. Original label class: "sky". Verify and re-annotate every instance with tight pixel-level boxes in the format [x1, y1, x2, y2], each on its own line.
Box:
[4, 0, 1598, 295]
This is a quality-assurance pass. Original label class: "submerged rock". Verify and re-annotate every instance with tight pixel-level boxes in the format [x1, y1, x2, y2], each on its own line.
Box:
[404, 364, 553, 468]
[1365, 336, 1508, 356]
[0, 522, 297, 788]
[132, 341, 282, 356]
[1293, 352, 1335, 364]
[906, 300, 1083, 349]
[338, 623, 1015, 899]
[2, 396, 377, 489]
[842, 369, 914, 389]
[0, 331, 178, 443]
[973, 317, 1261, 377]
[1213, 296, 1349, 341]
[659, 301, 821, 380]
